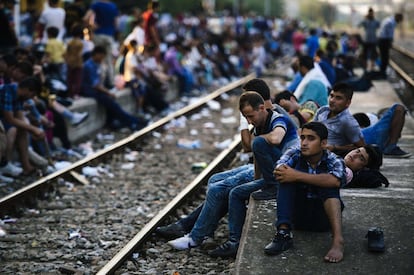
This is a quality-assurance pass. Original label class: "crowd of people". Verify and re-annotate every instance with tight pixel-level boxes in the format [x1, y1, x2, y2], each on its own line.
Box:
[0, 0, 411, 263]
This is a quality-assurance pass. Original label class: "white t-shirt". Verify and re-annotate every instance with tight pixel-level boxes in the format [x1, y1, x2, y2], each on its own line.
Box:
[38, 6, 66, 43]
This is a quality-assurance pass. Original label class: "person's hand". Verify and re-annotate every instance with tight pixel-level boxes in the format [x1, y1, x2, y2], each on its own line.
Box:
[32, 127, 45, 140]
[274, 164, 297, 183]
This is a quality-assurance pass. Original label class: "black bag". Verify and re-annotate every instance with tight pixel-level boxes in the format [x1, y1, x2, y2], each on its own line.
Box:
[346, 169, 389, 188]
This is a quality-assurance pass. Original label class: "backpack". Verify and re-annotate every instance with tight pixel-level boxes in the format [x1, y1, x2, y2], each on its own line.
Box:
[345, 169, 389, 188]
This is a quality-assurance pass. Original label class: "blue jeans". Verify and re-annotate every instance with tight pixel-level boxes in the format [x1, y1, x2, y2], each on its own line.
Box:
[228, 178, 265, 242]
[82, 88, 139, 128]
[276, 183, 342, 231]
[190, 164, 254, 243]
[362, 103, 400, 151]
[251, 136, 283, 186]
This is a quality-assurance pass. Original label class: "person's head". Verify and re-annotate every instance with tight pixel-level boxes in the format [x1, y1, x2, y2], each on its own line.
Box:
[12, 61, 34, 82]
[300, 121, 328, 158]
[328, 82, 353, 114]
[70, 23, 84, 38]
[242, 78, 271, 101]
[367, 7, 374, 19]
[395, 13, 403, 24]
[46, 26, 59, 39]
[48, 0, 59, 7]
[239, 91, 268, 128]
[17, 76, 41, 100]
[298, 55, 314, 76]
[91, 45, 107, 63]
[274, 90, 297, 112]
[344, 145, 382, 172]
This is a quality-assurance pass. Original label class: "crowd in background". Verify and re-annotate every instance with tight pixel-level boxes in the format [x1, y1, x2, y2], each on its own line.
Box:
[0, 0, 406, 183]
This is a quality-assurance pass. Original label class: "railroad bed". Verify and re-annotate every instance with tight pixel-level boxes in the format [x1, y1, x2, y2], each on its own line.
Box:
[0, 76, 252, 274]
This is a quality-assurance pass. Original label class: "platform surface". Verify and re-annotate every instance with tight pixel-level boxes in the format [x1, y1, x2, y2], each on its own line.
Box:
[235, 80, 414, 275]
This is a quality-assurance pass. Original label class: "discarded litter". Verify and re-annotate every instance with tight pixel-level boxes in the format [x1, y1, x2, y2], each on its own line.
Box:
[220, 116, 237, 124]
[206, 100, 221, 111]
[214, 138, 233, 150]
[121, 163, 135, 170]
[68, 229, 81, 240]
[124, 151, 139, 162]
[177, 138, 201, 149]
[192, 162, 208, 172]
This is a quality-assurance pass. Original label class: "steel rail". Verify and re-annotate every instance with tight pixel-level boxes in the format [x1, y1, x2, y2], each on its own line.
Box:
[97, 136, 242, 275]
[0, 73, 255, 216]
[390, 45, 414, 87]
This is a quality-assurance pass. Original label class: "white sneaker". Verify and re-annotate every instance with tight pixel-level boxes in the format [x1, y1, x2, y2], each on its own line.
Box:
[0, 226, 6, 237]
[0, 162, 23, 177]
[0, 173, 14, 183]
[167, 234, 198, 250]
[71, 112, 89, 126]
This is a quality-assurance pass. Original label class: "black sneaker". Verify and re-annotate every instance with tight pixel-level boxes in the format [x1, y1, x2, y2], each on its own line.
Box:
[155, 222, 187, 239]
[251, 185, 278, 200]
[366, 227, 385, 252]
[208, 240, 239, 258]
[264, 229, 293, 255]
[383, 146, 411, 158]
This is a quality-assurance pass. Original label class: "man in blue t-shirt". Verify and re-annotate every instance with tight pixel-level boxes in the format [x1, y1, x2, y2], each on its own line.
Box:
[83, 0, 119, 86]
[207, 91, 299, 258]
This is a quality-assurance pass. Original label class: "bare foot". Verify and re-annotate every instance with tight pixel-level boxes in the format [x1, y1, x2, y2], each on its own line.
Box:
[324, 240, 344, 263]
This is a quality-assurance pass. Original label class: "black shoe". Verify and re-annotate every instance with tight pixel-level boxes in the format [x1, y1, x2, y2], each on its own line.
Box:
[264, 229, 293, 255]
[208, 240, 239, 258]
[251, 185, 278, 200]
[366, 227, 385, 252]
[155, 222, 187, 239]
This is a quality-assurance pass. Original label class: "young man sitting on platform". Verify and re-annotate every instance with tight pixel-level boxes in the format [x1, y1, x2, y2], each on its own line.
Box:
[264, 122, 381, 263]
[314, 82, 411, 158]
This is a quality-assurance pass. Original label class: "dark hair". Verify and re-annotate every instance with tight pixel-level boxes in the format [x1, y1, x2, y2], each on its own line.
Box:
[331, 82, 353, 100]
[301, 121, 328, 140]
[242, 78, 270, 100]
[274, 90, 296, 104]
[14, 61, 34, 77]
[46, 26, 59, 38]
[299, 55, 314, 70]
[353, 113, 371, 128]
[239, 91, 265, 112]
[364, 144, 382, 169]
[70, 23, 84, 38]
[92, 45, 107, 55]
[19, 76, 42, 95]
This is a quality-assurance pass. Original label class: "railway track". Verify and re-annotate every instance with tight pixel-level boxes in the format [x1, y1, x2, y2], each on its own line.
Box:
[390, 44, 414, 112]
[0, 74, 254, 274]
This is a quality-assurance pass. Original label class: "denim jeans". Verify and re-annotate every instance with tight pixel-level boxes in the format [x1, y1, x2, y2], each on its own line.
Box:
[179, 167, 253, 231]
[362, 103, 399, 151]
[251, 136, 283, 186]
[228, 178, 265, 242]
[190, 164, 254, 243]
[276, 183, 342, 231]
[82, 88, 139, 128]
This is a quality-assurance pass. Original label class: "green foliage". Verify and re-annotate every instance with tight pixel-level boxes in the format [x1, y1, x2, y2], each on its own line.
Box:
[299, 0, 336, 28]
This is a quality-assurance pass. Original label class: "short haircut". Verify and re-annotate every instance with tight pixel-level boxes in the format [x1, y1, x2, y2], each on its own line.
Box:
[242, 78, 270, 100]
[364, 144, 382, 169]
[19, 76, 42, 95]
[301, 121, 328, 140]
[239, 91, 264, 112]
[92, 45, 107, 56]
[353, 113, 371, 128]
[274, 90, 296, 104]
[14, 61, 34, 77]
[299, 55, 314, 70]
[46, 26, 59, 38]
[331, 82, 353, 100]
